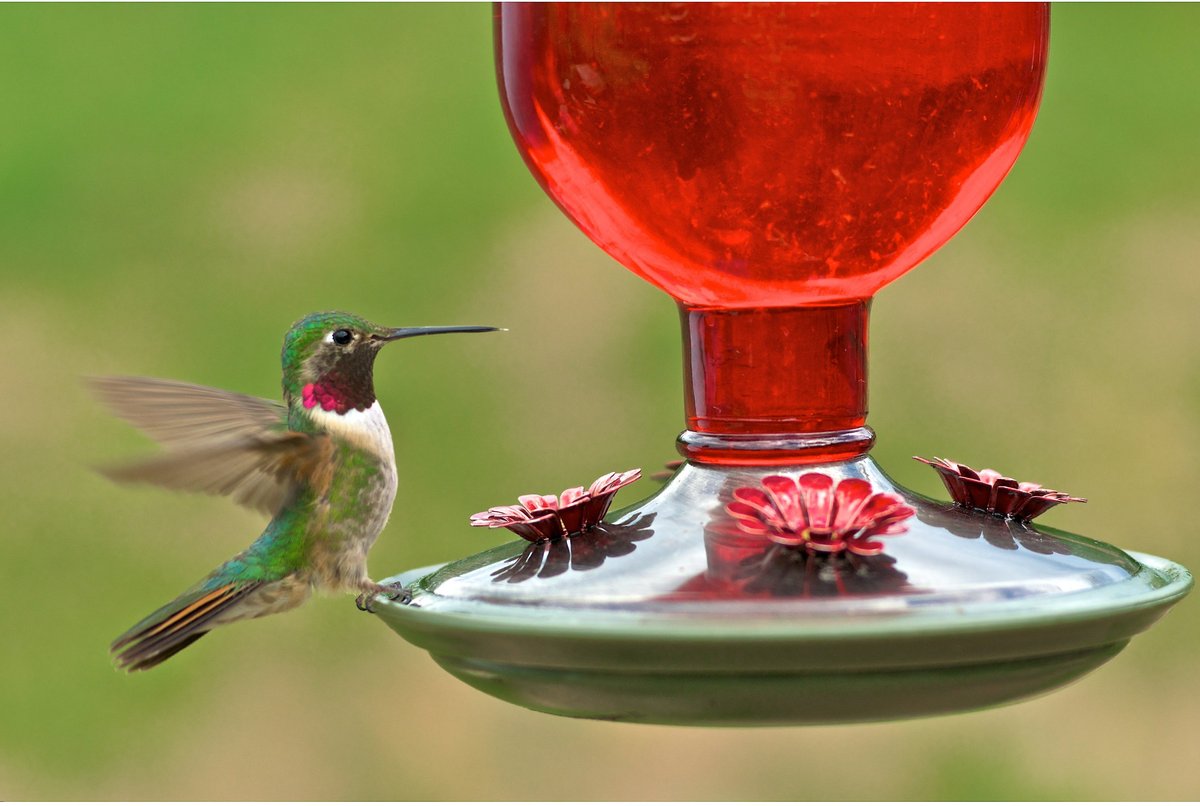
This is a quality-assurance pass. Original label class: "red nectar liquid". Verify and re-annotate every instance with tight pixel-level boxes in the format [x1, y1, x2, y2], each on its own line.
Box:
[496, 3, 1049, 462]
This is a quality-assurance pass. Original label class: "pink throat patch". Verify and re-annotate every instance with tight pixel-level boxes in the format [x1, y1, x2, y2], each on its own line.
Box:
[302, 382, 350, 414]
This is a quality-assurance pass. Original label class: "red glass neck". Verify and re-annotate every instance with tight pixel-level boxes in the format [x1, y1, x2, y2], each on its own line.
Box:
[679, 301, 873, 465]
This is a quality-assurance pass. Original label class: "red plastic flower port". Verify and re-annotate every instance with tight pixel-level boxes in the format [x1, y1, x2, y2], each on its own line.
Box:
[915, 457, 1086, 522]
[726, 473, 915, 556]
[470, 469, 642, 542]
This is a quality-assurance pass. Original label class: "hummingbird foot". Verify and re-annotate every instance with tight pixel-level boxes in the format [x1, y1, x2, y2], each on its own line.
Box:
[355, 582, 412, 613]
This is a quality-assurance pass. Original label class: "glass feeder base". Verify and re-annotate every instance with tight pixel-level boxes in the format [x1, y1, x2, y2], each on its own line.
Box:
[370, 457, 1191, 726]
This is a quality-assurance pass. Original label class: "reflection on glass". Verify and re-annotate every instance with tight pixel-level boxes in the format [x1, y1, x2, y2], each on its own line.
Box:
[733, 547, 912, 598]
[490, 513, 656, 583]
[684, 518, 917, 599]
[915, 500, 1137, 565]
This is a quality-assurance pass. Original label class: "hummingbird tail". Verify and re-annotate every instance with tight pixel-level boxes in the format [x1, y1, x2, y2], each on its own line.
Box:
[111, 581, 265, 672]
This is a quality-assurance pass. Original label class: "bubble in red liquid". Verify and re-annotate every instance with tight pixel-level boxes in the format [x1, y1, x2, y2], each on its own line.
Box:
[497, 2, 1048, 307]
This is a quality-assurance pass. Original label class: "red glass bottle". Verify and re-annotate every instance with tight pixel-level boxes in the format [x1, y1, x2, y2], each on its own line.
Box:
[496, 2, 1049, 463]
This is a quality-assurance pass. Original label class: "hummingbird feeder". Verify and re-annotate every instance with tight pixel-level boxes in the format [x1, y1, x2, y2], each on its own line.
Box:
[370, 2, 1191, 725]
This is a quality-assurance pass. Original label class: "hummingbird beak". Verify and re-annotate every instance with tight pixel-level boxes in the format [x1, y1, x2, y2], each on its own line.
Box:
[377, 325, 504, 343]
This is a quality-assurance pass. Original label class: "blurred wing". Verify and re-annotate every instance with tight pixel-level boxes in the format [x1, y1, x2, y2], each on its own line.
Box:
[88, 376, 287, 449]
[99, 433, 332, 515]
[91, 376, 331, 515]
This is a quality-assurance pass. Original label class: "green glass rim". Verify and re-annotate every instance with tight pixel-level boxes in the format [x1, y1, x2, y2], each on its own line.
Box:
[377, 551, 1190, 643]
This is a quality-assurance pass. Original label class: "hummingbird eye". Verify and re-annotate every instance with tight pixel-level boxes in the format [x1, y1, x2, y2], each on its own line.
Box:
[331, 329, 353, 346]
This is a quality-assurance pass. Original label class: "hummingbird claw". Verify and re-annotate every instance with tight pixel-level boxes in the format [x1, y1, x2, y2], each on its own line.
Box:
[355, 582, 412, 613]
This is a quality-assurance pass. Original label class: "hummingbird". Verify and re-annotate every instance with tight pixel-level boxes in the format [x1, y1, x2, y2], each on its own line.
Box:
[93, 311, 499, 672]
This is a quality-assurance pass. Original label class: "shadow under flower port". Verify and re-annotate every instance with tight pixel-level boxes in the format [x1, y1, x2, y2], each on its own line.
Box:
[370, 3, 1191, 726]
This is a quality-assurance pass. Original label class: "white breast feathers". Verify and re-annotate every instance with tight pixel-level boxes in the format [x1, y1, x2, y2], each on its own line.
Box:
[306, 401, 396, 461]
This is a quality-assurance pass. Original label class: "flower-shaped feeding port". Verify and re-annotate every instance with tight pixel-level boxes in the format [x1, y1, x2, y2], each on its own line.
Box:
[916, 456, 1087, 523]
[470, 469, 642, 542]
[726, 473, 915, 556]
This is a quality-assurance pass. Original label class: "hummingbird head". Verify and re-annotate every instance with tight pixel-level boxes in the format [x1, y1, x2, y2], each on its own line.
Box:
[281, 311, 499, 414]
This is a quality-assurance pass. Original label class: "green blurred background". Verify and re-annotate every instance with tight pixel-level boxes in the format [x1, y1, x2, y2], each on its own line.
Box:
[1, 3, 1197, 800]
